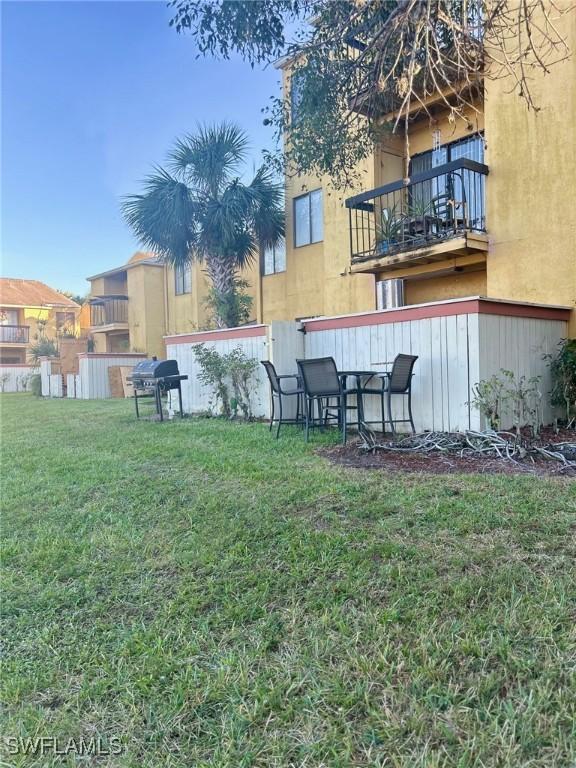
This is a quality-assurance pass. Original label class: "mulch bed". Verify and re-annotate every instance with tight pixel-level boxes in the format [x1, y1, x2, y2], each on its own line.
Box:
[319, 426, 576, 477]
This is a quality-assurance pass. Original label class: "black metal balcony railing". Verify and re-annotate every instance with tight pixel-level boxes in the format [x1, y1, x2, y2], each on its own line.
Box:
[0, 325, 30, 344]
[90, 296, 129, 327]
[345, 158, 489, 262]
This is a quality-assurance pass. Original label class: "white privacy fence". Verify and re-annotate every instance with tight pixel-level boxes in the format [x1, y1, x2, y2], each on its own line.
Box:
[165, 323, 303, 418]
[303, 300, 567, 431]
[40, 354, 147, 399]
[0, 365, 34, 393]
[76, 353, 147, 399]
[167, 298, 568, 431]
[31, 298, 569, 432]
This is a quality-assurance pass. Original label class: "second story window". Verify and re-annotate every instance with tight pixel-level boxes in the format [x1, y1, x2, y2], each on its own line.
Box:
[56, 311, 76, 332]
[174, 263, 192, 295]
[263, 239, 286, 275]
[294, 189, 323, 247]
[0, 309, 19, 325]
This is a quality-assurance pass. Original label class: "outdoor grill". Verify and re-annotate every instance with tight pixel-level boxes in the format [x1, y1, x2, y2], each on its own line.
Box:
[127, 359, 187, 421]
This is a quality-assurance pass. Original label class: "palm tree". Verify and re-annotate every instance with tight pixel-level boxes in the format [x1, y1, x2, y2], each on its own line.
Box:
[121, 123, 284, 328]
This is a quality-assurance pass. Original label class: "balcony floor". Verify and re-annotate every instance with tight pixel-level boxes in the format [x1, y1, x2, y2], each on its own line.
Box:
[90, 322, 129, 334]
[350, 232, 489, 275]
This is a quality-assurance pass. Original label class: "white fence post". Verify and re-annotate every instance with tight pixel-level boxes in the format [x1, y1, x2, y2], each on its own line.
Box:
[268, 321, 304, 420]
[40, 359, 52, 396]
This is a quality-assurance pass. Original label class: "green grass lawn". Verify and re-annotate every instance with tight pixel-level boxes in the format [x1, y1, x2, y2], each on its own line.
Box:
[1, 394, 575, 767]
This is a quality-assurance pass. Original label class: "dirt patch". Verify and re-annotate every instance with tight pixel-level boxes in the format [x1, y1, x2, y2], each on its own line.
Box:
[319, 426, 576, 477]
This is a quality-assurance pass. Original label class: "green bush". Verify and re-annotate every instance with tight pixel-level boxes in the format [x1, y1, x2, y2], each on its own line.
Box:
[29, 374, 42, 397]
[28, 338, 58, 365]
[547, 339, 576, 426]
[470, 369, 542, 436]
[204, 278, 254, 330]
[193, 343, 259, 419]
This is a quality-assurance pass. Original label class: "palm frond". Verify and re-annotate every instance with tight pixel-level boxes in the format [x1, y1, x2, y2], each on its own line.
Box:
[121, 168, 201, 266]
[223, 227, 258, 270]
[168, 123, 249, 197]
[200, 180, 260, 255]
[249, 166, 285, 249]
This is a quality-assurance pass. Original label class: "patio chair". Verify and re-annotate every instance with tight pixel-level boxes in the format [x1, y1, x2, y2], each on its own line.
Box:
[296, 357, 358, 444]
[261, 360, 304, 439]
[379, 353, 418, 434]
[357, 354, 418, 435]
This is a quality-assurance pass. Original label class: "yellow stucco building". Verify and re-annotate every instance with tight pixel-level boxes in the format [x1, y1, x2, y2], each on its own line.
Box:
[0, 278, 81, 364]
[87, 11, 575, 357]
[261, 11, 576, 334]
[86, 252, 259, 358]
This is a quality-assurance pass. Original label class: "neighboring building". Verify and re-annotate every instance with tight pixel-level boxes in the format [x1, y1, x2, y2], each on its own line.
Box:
[262, 11, 576, 334]
[86, 252, 259, 358]
[0, 278, 81, 364]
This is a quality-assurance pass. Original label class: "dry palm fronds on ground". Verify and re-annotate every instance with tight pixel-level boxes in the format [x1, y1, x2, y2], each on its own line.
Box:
[358, 426, 576, 473]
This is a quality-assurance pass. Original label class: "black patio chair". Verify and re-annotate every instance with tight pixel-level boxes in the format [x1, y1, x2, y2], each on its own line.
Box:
[379, 353, 418, 434]
[356, 354, 418, 435]
[296, 357, 358, 444]
[261, 360, 304, 439]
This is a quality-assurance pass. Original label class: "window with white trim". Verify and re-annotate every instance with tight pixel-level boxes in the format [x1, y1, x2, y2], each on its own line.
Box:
[294, 189, 323, 247]
[263, 239, 286, 275]
[174, 263, 192, 295]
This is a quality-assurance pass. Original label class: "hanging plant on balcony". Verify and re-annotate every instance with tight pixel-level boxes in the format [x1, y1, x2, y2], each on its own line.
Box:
[375, 204, 405, 255]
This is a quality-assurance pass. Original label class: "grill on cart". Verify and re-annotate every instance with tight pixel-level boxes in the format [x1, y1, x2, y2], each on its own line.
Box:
[126, 359, 187, 421]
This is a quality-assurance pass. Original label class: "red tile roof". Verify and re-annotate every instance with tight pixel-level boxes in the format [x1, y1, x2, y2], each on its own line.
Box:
[0, 279, 80, 308]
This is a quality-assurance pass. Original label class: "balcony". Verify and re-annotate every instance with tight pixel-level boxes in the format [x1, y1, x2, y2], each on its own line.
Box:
[346, 158, 489, 275]
[89, 296, 129, 328]
[0, 325, 30, 344]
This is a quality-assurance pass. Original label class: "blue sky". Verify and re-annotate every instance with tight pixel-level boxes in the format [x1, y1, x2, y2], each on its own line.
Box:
[1, 0, 280, 294]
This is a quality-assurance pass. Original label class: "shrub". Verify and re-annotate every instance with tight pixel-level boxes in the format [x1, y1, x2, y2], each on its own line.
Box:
[28, 338, 58, 365]
[29, 374, 42, 397]
[226, 347, 259, 420]
[470, 369, 542, 437]
[193, 344, 259, 419]
[193, 344, 231, 417]
[547, 339, 576, 426]
[204, 278, 253, 330]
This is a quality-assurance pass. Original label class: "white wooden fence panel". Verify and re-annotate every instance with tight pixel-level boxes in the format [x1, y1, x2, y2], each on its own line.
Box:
[0, 365, 34, 393]
[78, 354, 146, 399]
[49, 374, 63, 398]
[305, 313, 478, 432]
[301, 309, 567, 432]
[167, 330, 271, 417]
[478, 314, 565, 427]
[66, 374, 76, 398]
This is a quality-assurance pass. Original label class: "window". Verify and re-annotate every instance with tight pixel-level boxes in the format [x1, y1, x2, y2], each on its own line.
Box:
[263, 239, 286, 275]
[56, 312, 76, 331]
[290, 72, 304, 124]
[174, 263, 192, 295]
[0, 309, 18, 325]
[409, 134, 485, 228]
[294, 190, 323, 247]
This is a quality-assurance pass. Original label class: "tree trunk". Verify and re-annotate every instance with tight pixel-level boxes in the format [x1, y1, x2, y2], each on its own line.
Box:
[205, 254, 238, 328]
